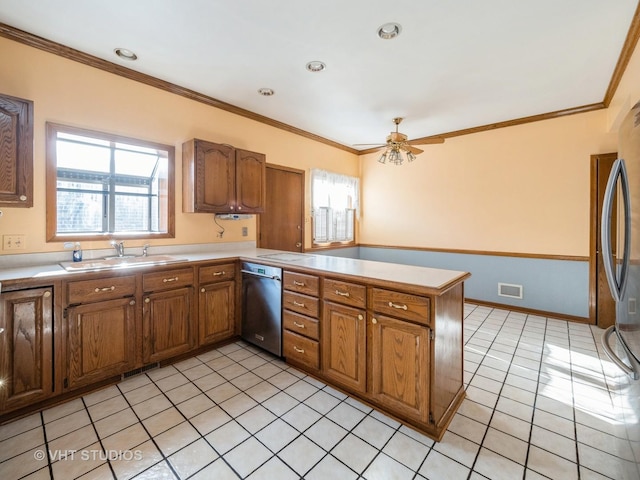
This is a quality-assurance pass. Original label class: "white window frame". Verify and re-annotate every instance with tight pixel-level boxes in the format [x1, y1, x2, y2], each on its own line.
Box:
[311, 169, 359, 246]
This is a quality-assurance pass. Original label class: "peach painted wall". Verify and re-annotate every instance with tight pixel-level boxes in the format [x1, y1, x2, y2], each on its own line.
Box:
[360, 110, 617, 256]
[0, 37, 359, 255]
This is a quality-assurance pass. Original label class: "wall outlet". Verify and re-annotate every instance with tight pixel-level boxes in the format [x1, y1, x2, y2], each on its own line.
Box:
[3, 235, 26, 250]
[242, 227, 248, 237]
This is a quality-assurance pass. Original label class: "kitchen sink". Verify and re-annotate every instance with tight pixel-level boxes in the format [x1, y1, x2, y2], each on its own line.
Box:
[60, 254, 184, 271]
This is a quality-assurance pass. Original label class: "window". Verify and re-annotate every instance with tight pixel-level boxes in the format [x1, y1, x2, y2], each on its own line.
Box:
[46, 123, 175, 241]
[311, 169, 359, 246]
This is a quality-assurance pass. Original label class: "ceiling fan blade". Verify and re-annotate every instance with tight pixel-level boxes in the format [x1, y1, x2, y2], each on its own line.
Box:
[405, 145, 423, 155]
[407, 137, 445, 145]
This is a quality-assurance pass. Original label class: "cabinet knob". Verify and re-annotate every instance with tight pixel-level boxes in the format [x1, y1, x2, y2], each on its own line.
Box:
[295, 242, 302, 248]
[43, 291, 51, 298]
[144, 298, 150, 303]
[230, 206, 235, 210]
[237, 206, 242, 210]
[358, 314, 363, 320]
[129, 300, 136, 306]
[372, 318, 378, 324]
[201, 288, 206, 293]
[19, 195, 27, 201]
[0, 327, 4, 334]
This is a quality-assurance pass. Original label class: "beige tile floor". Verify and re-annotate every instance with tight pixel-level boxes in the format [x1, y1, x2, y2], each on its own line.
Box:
[0, 303, 637, 479]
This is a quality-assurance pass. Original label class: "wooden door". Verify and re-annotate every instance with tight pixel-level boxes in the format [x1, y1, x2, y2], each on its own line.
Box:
[590, 153, 618, 327]
[199, 281, 235, 346]
[143, 287, 193, 363]
[194, 140, 235, 212]
[369, 314, 430, 423]
[0, 288, 53, 411]
[322, 301, 366, 393]
[235, 149, 266, 213]
[67, 297, 136, 389]
[258, 165, 304, 252]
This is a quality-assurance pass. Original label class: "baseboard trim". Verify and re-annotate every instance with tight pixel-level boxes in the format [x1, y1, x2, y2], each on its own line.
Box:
[466, 298, 591, 325]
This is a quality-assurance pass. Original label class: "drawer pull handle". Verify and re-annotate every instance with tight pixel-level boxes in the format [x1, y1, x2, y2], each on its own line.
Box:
[388, 302, 408, 310]
[293, 346, 305, 354]
[335, 289, 350, 297]
[293, 301, 305, 307]
[293, 321, 305, 329]
[163, 277, 179, 283]
[293, 280, 305, 286]
[212, 271, 225, 276]
[95, 286, 116, 293]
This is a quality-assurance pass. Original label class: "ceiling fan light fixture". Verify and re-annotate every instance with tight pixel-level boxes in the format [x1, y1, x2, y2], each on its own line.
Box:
[378, 152, 388, 164]
[306, 61, 326, 72]
[114, 47, 138, 61]
[406, 151, 416, 162]
[377, 23, 402, 40]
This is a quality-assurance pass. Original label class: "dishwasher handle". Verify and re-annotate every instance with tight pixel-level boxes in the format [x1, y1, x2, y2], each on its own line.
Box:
[241, 269, 281, 281]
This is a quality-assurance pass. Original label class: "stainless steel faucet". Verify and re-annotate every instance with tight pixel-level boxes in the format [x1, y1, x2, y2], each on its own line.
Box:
[110, 240, 125, 257]
[142, 244, 149, 257]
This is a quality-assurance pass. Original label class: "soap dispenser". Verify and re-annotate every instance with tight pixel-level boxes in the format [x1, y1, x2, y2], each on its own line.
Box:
[72, 242, 83, 262]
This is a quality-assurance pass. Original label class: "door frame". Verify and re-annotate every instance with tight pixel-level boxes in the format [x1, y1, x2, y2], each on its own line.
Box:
[257, 164, 305, 250]
[589, 152, 618, 325]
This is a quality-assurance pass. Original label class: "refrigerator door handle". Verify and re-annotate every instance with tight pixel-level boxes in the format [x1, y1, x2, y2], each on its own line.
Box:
[601, 159, 632, 302]
[601, 325, 640, 380]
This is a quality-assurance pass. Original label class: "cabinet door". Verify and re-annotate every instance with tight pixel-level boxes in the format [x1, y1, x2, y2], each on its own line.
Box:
[369, 314, 430, 423]
[0, 288, 53, 411]
[67, 297, 136, 389]
[322, 301, 366, 393]
[235, 148, 265, 213]
[143, 287, 194, 363]
[195, 140, 235, 212]
[199, 281, 235, 346]
[0, 93, 33, 207]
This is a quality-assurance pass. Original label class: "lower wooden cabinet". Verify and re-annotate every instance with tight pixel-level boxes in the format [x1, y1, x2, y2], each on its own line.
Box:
[199, 281, 235, 346]
[369, 313, 430, 423]
[143, 287, 194, 363]
[0, 287, 54, 412]
[66, 296, 136, 389]
[322, 301, 366, 393]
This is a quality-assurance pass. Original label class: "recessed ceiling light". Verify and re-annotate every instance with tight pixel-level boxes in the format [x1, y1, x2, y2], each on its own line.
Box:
[258, 88, 275, 96]
[306, 61, 326, 73]
[377, 22, 402, 40]
[114, 48, 138, 61]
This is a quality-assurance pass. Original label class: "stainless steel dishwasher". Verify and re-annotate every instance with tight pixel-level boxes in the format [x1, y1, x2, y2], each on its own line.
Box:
[241, 262, 283, 356]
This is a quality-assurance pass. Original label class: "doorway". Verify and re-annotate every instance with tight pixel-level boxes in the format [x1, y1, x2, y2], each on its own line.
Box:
[257, 164, 305, 252]
[589, 152, 618, 327]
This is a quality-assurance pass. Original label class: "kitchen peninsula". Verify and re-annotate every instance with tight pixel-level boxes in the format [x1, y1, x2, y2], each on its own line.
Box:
[0, 247, 470, 441]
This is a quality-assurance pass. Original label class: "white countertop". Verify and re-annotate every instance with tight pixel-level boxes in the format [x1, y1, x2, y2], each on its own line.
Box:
[0, 246, 470, 292]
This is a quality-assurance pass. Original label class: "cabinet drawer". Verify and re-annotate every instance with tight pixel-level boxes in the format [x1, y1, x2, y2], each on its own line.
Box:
[283, 271, 319, 296]
[371, 288, 430, 325]
[143, 268, 194, 292]
[283, 291, 319, 318]
[199, 263, 236, 284]
[324, 278, 366, 308]
[283, 330, 319, 370]
[67, 275, 136, 304]
[283, 310, 319, 340]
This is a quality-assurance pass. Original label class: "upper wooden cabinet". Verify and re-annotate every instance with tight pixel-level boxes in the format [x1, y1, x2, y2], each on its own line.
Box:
[182, 138, 266, 213]
[0, 93, 33, 207]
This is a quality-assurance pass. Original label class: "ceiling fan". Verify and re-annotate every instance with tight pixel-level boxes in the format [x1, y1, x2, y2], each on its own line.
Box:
[355, 117, 444, 165]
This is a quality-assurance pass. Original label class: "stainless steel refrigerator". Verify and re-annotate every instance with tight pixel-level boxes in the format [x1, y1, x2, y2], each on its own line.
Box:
[601, 100, 640, 478]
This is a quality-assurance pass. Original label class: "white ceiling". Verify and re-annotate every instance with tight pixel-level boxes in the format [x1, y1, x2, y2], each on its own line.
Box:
[0, 0, 637, 149]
